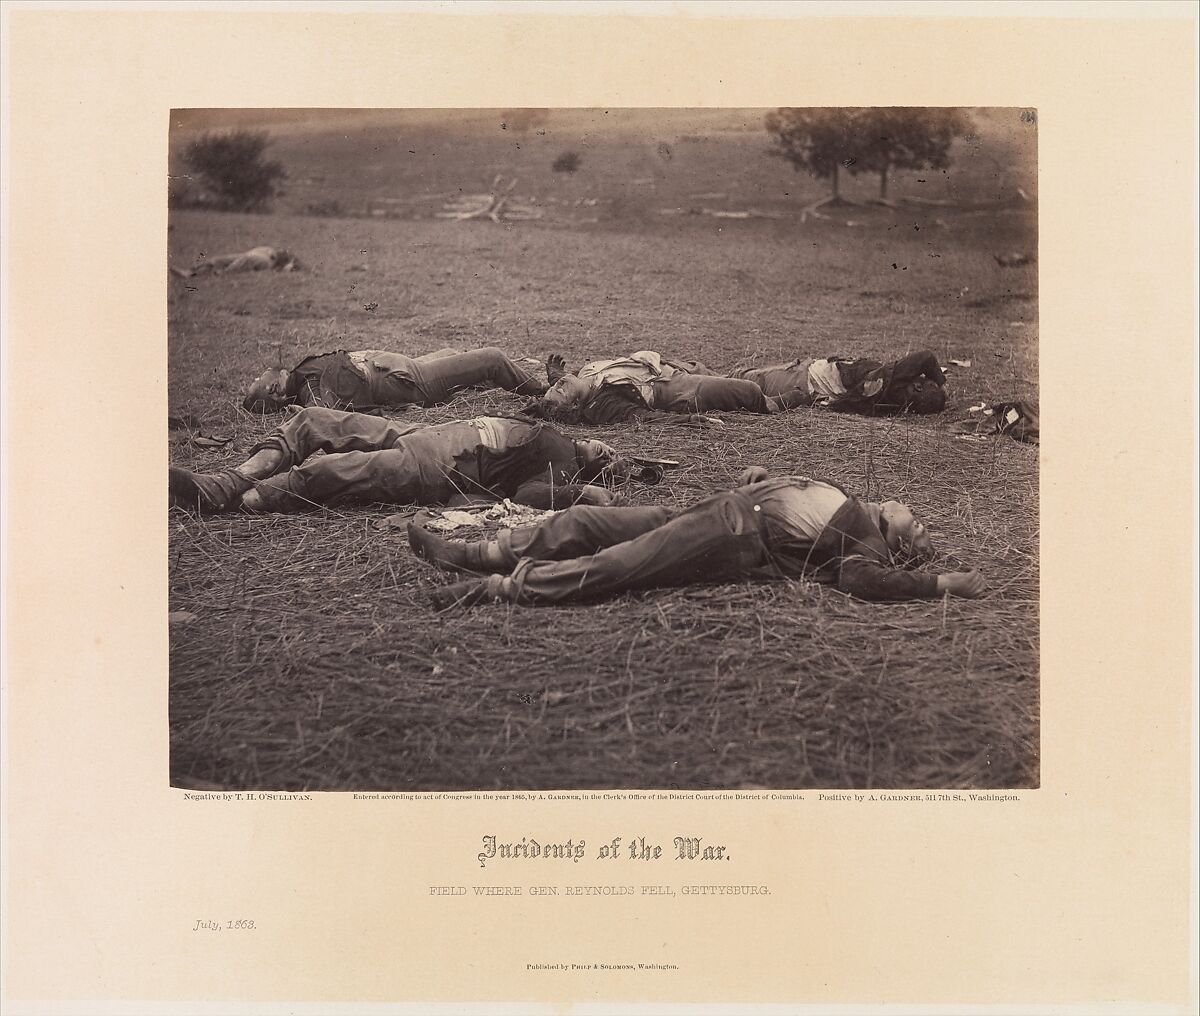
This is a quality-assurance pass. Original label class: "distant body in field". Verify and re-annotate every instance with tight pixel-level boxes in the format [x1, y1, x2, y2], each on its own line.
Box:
[174, 245, 302, 277]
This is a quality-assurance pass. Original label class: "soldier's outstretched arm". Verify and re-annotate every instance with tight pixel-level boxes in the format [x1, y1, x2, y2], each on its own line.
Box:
[837, 558, 984, 601]
[891, 349, 947, 386]
[510, 481, 620, 510]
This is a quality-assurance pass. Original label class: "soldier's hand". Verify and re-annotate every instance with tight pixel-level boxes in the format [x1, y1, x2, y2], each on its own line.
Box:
[576, 486, 617, 507]
[737, 466, 770, 486]
[937, 570, 986, 598]
[545, 353, 568, 383]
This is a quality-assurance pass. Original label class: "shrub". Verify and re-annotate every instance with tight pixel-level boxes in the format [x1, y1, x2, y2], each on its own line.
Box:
[180, 130, 287, 212]
[552, 151, 582, 174]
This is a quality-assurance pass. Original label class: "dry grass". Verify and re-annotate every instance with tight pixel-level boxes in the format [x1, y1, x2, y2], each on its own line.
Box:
[169, 130, 1038, 791]
[171, 386, 1037, 791]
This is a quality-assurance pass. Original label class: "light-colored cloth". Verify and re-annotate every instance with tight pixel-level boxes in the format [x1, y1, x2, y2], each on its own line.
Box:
[577, 350, 690, 405]
[742, 476, 849, 546]
[805, 359, 849, 402]
[473, 416, 524, 451]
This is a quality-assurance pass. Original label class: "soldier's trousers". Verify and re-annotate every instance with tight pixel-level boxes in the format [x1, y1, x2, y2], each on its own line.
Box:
[650, 375, 779, 414]
[411, 347, 544, 404]
[248, 408, 467, 511]
[490, 493, 769, 604]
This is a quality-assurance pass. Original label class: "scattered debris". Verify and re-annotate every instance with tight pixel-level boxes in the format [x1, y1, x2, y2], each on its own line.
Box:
[427, 499, 559, 532]
[438, 175, 543, 223]
[948, 358, 972, 368]
[955, 400, 1039, 444]
[659, 206, 782, 220]
[376, 499, 559, 535]
[436, 510, 484, 529]
[900, 196, 958, 207]
[994, 252, 1034, 267]
[799, 198, 832, 223]
[169, 611, 198, 625]
[376, 510, 423, 531]
[168, 415, 232, 448]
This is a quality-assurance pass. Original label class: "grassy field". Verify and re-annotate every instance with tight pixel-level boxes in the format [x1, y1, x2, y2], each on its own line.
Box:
[168, 109, 1038, 791]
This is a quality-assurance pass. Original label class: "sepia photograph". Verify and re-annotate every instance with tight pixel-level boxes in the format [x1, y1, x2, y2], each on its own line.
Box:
[7, 5, 1197, 1012]
[167, 106, 1040, 793]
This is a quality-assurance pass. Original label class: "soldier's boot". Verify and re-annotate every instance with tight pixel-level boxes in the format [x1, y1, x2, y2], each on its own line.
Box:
[407, 516, 510, 574]
[169, 466, 254, 513]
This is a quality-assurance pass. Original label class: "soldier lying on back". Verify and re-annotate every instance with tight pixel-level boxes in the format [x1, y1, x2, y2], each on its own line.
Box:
[731, 349, 948, 415]
[242, 347, 547, 414]
[169, 408, 632, 514]
[409, 466, 985, 607]
[523, 350, 811, 425]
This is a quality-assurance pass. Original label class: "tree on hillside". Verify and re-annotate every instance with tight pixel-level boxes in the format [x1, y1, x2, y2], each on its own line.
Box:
[765, 107, 971, 207]
[181, 130, 287, 212]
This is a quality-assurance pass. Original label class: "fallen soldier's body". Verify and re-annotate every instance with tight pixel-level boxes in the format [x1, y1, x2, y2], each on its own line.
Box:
[524, 350, 810, 424]
[243, 347, 547, 414]
[731, 349, 948, 415]
[169, 408, 629, 514]
[409, 467, 985, 608]
[173, 246, 302, 277]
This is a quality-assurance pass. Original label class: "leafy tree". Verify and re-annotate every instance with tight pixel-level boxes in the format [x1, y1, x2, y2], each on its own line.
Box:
[181, 130, 287, 212]
[765, 107, 971, 201]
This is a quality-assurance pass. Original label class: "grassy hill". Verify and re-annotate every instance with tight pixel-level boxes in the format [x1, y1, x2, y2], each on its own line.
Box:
[170, 106, 1037, 221]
